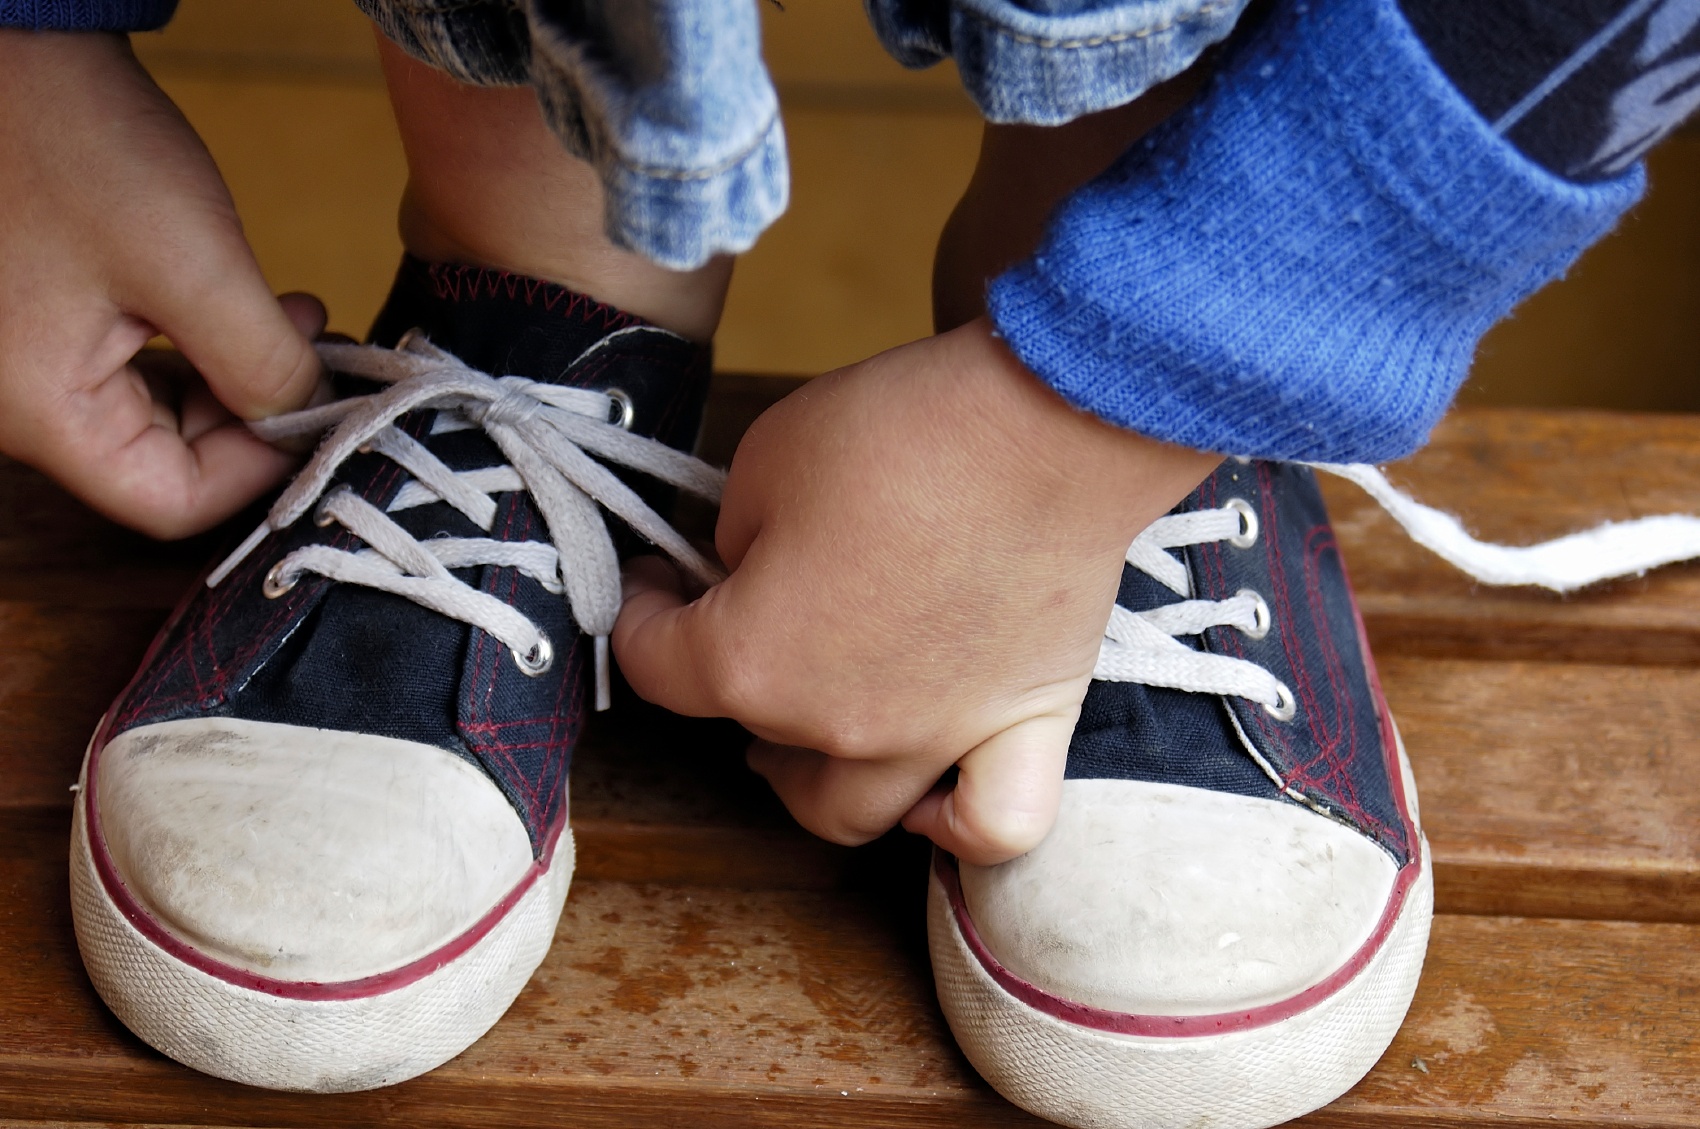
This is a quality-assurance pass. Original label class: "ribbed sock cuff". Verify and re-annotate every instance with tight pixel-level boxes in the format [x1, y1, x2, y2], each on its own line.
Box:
[988, 0, 1644, 464]
[0, 0, 176, 30]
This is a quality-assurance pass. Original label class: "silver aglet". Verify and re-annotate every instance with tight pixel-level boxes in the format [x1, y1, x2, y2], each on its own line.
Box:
[207, 523, 272, 588]
[594, 635, 612, 711]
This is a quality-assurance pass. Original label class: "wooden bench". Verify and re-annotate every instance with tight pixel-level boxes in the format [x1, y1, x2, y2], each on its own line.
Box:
[2, 377, 1696, 1127]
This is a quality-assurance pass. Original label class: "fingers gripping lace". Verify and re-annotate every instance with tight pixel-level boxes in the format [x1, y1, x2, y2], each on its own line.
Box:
[207, 336, 726, 711]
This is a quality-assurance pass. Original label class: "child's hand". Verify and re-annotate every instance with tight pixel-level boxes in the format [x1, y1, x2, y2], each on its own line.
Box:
[0, 31, 322, 538]
[614, 318, 1219, 865]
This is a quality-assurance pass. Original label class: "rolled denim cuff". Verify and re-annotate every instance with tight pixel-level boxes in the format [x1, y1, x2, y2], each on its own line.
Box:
[867, 0, 1251, 124]
[361, 0, 788, 270]
[597, 110, 789, 270]
[0, 0, 175, 31]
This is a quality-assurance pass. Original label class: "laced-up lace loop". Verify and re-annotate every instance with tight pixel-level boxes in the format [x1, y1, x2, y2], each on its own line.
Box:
[1095, 463, 1700, 744]
[1094, 507, 1295, 719]
[208, 335, 726, 710]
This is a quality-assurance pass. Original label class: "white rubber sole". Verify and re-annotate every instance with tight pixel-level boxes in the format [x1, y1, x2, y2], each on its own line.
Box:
[928, 841, 1432, 1129]
[69, 784, 572, 1092]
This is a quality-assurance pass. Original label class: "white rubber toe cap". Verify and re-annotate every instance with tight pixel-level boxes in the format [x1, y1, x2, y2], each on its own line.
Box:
[959, 778, 1399, 1016]
[92, 717, 535, 983]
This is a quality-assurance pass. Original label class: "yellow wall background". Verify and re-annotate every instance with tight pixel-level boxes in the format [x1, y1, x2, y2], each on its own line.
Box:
[133, 0, 1699, 408]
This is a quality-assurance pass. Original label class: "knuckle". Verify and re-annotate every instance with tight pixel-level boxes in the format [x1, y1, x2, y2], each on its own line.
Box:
[695, 622, 767, 720]
[810, 805, 889, 848]
[216, 325, 313, 418]
[960, 803, 1049, 862]
[811, 714, 881, 762]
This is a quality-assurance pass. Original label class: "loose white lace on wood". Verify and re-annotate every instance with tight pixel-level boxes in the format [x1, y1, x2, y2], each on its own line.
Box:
[1315, 462, 1700, 592]
[1096, 463, 1700, 724]
[207, 334, 725, 711]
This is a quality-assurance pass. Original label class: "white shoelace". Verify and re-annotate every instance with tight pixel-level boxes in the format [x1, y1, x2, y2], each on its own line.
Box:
[210, 339, 1700, 730]
[1094, 460, 1700, 742]
[208, 332, 725, 710]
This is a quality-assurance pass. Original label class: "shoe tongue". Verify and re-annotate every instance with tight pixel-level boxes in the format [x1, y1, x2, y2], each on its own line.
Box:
[366, 255, 645, 384]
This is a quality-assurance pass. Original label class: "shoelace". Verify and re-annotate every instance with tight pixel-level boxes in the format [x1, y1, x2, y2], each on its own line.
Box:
[212, 339, 1700, 725]
[208, 332, 725, 710]
[1095, 461, 1700, 727]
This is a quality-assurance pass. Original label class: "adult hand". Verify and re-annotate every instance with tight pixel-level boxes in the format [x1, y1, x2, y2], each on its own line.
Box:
[615, 318, 1218, 864]
[0, 30, 322, 538]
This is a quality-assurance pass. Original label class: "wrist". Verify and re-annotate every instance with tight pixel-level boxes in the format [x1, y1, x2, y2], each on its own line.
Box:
[943, 316, 1220, 548]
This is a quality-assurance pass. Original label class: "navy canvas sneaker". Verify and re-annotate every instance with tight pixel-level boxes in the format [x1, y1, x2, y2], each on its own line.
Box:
[929, 460, 1432, 1129]
[69, 257, 721, 1092]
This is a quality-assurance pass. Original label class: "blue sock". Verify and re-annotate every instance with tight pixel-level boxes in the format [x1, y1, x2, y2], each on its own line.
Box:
[0, 0, 177, 30]
[987, 0, 1646, 464]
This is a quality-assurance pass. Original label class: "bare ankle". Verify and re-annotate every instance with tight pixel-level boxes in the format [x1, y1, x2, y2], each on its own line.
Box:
[379, 35, 731, 342]
[932, 69, 1205, 333]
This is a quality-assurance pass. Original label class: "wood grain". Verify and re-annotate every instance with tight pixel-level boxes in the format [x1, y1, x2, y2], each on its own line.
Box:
[4, 809, 1697, 1129]
[1387, 657, 1700, 923]
[1323, 916, 1700, 1129]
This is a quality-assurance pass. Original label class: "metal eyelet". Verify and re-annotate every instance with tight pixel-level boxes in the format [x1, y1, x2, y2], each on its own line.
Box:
[512, 635, 555, 677]
[1238, 588, 1272, 640]
[313, 486, 351, 528]
[605, 387, 636, 431]
[262, 561, 300, 599]
[1264, 681, 1297, 722]
[1223, 497, 1259, 549]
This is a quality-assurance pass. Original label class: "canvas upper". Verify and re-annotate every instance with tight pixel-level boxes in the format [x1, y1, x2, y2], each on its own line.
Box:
[81, 256, 712, 985]
[940, 459, 1425, 1026]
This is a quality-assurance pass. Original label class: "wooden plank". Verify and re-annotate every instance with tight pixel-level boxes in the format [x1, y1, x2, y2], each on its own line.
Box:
[1321, 915, 1700, 1129]
[41, 389, 1700, 670]
[0, 603, 163, 809]
[2, 809, 1695, 1129]
[1385, 657, 1700, 924]
[0, 807, 1026, 1128]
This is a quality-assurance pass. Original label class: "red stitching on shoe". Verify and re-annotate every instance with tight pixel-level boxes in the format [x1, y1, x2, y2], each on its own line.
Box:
[1194, 466, 1403, 855]
[115, 442, 413, 729]
[425, 262, 643, 334]
[457, 497, 577, 841]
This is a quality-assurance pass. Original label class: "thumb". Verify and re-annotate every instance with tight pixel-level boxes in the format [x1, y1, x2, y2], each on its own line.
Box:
[902, 709, 1077, 865]
[613, 554, 731, 718]
[128, 238, 322, 421]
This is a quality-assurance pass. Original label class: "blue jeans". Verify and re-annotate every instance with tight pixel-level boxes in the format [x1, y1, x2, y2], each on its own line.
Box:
[356, 0, 1250, 270]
